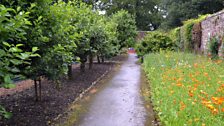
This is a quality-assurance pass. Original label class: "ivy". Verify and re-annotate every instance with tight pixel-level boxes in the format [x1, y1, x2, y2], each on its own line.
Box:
[208, 36, 219, 59]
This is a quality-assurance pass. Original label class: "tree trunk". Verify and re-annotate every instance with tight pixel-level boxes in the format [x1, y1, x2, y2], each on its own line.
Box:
[34, 77, 42, 101]
[80, 61, 85, 72]
[89, 54, 93, 69]
[101, 56, 104, 63]
[34, 80, 38, 101]
[97, 55, 101, 64]
[140, 56, 144, 63]
[68, 64, 72, 80]
[38, 79, 41, 101]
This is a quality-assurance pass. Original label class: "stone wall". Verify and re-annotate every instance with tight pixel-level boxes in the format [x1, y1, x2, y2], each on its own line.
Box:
[201, 10, 224, 56]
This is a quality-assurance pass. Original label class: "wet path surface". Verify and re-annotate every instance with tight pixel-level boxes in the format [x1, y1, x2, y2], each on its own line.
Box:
[78, 54, 147, 126]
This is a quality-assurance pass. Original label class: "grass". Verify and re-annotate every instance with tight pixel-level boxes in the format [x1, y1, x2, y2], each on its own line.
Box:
[143, 51, 224, 126]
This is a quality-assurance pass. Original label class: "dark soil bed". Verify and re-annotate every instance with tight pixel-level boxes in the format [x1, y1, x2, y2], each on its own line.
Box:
[0, 55, 127, 126]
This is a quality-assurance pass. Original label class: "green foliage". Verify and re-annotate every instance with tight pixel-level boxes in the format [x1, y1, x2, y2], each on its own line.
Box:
[104, 17, 119, 57]
[96, 0, 162, 30]
[112, 10, 137, 50]
[0, 0, 137, 120]
[0, 4, 39, 119]
[0, 4, 39, 88]
[167, 27, 181, 51]
[160, 0, 223, 29]
[170, 15, 208, 52]
[136, 31, 175, 56]
[143, 51, 224, 125]
[182, 22, 194, 52]
[208, 36, 219, 59]
[0, 105, 12, 119]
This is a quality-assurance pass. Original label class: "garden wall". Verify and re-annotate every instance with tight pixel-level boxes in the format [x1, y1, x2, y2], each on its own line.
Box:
[201, 10, 224, 56]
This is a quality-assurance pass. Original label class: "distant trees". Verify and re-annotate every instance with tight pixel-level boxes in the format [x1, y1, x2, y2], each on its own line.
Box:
[82, 0, 161, 31]
[86, 0, 224, 30]
[160, 0, 224, 29]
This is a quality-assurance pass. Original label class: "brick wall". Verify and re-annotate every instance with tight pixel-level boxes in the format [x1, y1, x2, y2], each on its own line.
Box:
[201, 10, 224, 56]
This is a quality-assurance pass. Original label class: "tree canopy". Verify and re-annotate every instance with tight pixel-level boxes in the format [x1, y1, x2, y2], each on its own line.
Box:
[0, 0, 137, 118]
[83, 0, 224, 30]
[160, 0, 224, 29]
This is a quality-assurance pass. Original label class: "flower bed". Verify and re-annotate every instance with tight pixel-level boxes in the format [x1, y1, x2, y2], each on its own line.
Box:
[143, 51, 224, 126]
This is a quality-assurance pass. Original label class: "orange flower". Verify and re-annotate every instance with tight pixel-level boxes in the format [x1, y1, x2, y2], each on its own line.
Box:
[206, 104, 214, 110]
[180, 101, 186, 110]
[222, 108, 224, 112]
[212, 97, 224, 105]
[215, 60, 222, 64]
[176, 83, 183, 87]
[188, 90, 194, 97]
[212, 108, 218, 114]
[194, 63, 198, 68]
[204, 72, 208, 77]
[201, 99, 211, 105]
[194, 83, 199, 87]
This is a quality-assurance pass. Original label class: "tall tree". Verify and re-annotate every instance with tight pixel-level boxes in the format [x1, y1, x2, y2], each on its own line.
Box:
[160, 0, 224, 29]
[84, 0, 162, 31]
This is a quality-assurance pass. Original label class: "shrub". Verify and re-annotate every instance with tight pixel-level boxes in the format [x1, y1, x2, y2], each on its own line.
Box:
[136, 31, 175, 57]
[208, 36, 220, 59]
[168, 27, 181, 51]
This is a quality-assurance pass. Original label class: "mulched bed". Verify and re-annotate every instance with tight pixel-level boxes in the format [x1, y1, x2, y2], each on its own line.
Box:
[0, 55, 127, 126]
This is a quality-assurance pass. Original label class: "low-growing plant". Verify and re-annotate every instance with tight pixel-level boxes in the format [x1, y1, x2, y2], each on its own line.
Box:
[143, 51, 224, 126]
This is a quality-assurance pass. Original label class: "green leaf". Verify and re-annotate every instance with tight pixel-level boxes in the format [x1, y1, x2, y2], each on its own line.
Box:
[38, 16, 42, 21]
[3, 112, 12, 119]
[16, 44, 24, 47]
[0, 50, 6, 57]
[4, 75, 13, 84]
[3, 42, 11, 47]
[11, 67, 20, 73]
[2, 83, 16, 89]
[10, 59, 23, 65]
[25, 20, 32, 25]
[9, 47, 23, 53]
[32, 47, 39, 52]
[30, 54, 41, 57]
[18, 53, 30, 60]
[0, 105, 12, 119]
[30, 3, 36, 8]
[17, 6, 21, 12]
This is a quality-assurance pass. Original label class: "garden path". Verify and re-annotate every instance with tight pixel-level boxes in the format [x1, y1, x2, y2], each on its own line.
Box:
[78, 54, 148, 126]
